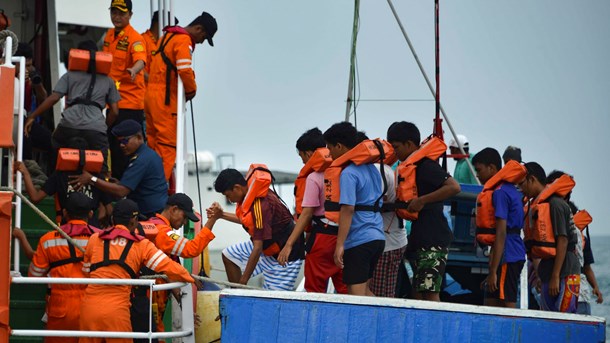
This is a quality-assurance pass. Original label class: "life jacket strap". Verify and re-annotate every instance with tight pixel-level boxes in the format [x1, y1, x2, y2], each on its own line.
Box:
[324, 200, 382, 214]
[157, 33, 178, 106]
[48, 243, 83, 270]
[89, 239, 138, 279]
[311, 216, 339, 235]
[475, 227, 521, 235]
[69, 50, 102, 110]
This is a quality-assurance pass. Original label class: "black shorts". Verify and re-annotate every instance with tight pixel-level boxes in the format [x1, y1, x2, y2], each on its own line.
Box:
[343, 240, 385, 285]
[485, 260, 525, 303]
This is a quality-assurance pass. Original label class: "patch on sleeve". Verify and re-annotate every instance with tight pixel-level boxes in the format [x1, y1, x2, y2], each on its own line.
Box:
[168, 233, 181, 241]
[133, 42, 144, 52]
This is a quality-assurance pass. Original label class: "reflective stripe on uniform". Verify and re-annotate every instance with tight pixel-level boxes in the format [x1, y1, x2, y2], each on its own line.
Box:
[146, 250, 166, 271]
[29, 264, 48, 276]
[176, 65, 191, 70]
[176, 59, 191, 64]
[170, 238, 183, 256]
[43, 238, 89, 249]
[175, 238, 188, 256]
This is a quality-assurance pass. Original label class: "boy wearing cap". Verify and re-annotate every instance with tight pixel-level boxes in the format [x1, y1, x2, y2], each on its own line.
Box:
[70, 119, 168, 217]
[80, 199, 194, 343]
[145, 11, 217, 180]
[449, 134, 478, 184]
[28, 192, 101, 343]
[211, 168, 304, 291]
[104, 0, 148, 180]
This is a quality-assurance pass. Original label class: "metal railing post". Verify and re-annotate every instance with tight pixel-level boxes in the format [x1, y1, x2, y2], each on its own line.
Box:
[10, 55, 26, 272]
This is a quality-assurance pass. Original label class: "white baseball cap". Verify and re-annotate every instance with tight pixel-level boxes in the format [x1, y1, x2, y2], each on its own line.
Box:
[449, 134, 469, 148]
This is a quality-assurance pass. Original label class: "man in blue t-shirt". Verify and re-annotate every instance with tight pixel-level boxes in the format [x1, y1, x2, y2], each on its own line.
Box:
[473, 147, 526, 308]
[323, 122, 385, 296]
[69, 120, 168, 218]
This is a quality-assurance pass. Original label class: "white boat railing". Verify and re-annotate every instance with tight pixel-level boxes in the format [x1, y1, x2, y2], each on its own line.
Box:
[10, 276, 191, 341]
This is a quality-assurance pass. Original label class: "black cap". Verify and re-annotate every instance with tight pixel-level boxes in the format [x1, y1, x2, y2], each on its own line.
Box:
[152, 11, 179, 25]
[167, 193, 200, 222]
[111, 119, 142, 137]
[113, 199, 146, 221]
[65, 192, 94, 216]
[109, 0, 132, 12]
[193, 12, 217, 47]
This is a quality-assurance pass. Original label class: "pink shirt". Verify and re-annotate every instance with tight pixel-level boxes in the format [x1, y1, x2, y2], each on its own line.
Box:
[301, 171, 325, 217]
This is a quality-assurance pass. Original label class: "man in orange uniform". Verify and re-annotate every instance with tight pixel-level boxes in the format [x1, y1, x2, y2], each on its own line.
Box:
[144, 11, 217, 180]
[79, 199, 194, 343]
[141, 11, 179, 82]
[28, 192, 100, 343]
[132, 193, 217, 338]
[104, 0, 148, 180]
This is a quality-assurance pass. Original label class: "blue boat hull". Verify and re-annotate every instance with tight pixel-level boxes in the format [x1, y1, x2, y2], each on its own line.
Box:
[220, 290, 606, 342]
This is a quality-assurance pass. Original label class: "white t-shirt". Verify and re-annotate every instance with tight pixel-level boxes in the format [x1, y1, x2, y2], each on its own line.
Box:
[376, 163, 407, 252]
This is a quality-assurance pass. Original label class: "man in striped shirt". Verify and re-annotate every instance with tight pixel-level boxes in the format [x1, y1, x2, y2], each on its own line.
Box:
[28, 192, 101, 343]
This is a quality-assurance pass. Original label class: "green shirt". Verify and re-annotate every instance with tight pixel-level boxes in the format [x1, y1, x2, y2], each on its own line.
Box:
[453, 158, 478, 184]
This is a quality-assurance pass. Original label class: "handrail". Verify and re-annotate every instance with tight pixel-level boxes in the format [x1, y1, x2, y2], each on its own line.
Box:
[141, 273, 262, 290]
[11, 329, 192, 340]
[10, 276, 191, 341]
[7, 54, 26, 271]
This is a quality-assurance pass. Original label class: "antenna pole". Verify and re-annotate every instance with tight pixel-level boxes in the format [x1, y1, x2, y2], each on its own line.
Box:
[344, 0, 360, 123]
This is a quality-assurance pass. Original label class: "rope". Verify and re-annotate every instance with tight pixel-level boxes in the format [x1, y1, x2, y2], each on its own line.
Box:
[140, 273, 261, 290]
[0, 186, 85, 253]
[0, 29, 18, 55]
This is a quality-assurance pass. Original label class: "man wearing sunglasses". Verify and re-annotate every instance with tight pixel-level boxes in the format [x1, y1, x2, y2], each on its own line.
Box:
[69, 119, 168, 218]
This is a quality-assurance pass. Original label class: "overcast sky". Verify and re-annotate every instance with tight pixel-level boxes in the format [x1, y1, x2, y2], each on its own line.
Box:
[126, 1, 610, 236]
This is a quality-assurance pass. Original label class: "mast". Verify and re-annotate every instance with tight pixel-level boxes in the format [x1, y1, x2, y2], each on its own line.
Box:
[433, 0, 442, 139]
[344, 0, 360, 123]
[386, 0, 480, 184]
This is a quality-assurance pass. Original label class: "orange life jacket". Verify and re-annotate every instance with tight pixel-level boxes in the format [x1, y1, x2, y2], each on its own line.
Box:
[573, 209, 592, 231]
[523, 174, 576, 259]
[573, 209, 592, 251]
[294, 148, 332, 216]
[323, 139, 395, 223]
[395, 136, 447, 220]
[68, 49, 113, 75]
[475, 160, 527, 245]
[56, 148, 104, 173]
[294, 148, 332, 232]
[138, 220, 160, 241]
[235, 164, 283, 256]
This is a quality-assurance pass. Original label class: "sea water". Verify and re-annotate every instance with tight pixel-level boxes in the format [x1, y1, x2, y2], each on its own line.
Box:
[590, 236, 610, 329]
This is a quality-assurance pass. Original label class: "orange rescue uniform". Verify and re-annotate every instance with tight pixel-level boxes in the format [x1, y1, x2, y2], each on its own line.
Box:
[28, 220, 99, 343]
[141, 29, 158, 77]
[144, 27, 197, 180]
[103, 24, 147, 110]
[145, 213, 215, 333]
[79, 225, 193, 343]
